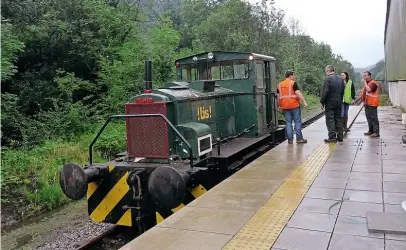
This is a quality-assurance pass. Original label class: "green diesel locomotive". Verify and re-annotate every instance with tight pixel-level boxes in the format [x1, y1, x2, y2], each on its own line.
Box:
[59, 51, 284, 233]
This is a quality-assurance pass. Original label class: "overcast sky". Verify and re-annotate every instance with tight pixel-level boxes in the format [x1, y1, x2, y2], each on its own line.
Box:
[249, 0, 387, 68]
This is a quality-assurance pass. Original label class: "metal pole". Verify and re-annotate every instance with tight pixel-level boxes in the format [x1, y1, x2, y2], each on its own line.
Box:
[145, 60, 152, 90]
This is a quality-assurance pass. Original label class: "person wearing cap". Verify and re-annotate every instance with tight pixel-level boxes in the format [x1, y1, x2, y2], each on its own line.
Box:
[277, 71, 308, 144]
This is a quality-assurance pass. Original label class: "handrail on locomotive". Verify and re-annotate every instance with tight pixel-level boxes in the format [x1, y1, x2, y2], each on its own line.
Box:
[88, 114, 194, 167]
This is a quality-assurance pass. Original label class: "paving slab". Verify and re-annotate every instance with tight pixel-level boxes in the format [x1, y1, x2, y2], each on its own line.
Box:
[244, 161, 297, 170]
[346, 179, 382, 192]
[230, 168, 294, 180]
[157, 207, 253, 235]
[384, 173, 406, 183]
[351, 165, 382, 173]
[304, 186, 345, 200]
[385, 233, 406, 241]
[344, 190, 383, 204]
[209, 178, 282, 196]
[385, 203, 406, 213]
[273, 227, 331, 250]
[383, 155, 406, 161]
[349, 172, 382, 181]
[334, 215, 384, 238]
[382, 159, 406, 166]
[325, 158, 354, 164]
[383, 182, 406, 193]
[322, 162, 352, 171]
[297, 198, 341, 215]
[119, 227, 232, 250]
[366, 212, 406, 235]
[383, 166, 406, 175]
[286, 211, 337, 232]
[328, 233, 384, 250]
[318, 170, 351, 179]
[187, 191, 270, 212]
[312, 177, 348, 189]
[384, 192, 406, 205]
[385, 239, 406, 250]
[339, 201, 383, 217]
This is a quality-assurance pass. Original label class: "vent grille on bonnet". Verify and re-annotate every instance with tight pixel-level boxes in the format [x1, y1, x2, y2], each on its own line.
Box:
[125, 102, 169, 158]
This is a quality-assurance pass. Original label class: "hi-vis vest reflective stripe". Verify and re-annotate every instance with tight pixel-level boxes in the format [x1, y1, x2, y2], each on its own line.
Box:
[343, 80, 353, 104]
[278, 79, 300, 109]
[365, 80, 380, 107]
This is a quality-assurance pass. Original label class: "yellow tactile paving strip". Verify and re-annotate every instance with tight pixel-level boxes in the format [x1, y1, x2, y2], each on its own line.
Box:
[222, 142, 337, 250]
[222, 105, 363, 250]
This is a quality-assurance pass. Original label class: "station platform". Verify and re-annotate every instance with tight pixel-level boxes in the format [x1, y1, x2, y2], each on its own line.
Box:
[120, 105, 406, 250]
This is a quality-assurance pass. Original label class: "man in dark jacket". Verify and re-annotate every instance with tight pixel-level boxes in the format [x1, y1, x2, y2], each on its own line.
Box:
[320, 65, 345, 142]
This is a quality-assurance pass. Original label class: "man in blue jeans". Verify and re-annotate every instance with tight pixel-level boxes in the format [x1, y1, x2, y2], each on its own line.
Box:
[277, 71, 308, 144]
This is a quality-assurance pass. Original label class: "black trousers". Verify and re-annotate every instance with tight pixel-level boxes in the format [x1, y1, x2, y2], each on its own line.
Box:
[365, 105, 380, 134]
[325, 105, 343, 139]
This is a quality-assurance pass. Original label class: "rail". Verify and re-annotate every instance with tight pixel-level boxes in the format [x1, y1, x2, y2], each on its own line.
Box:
[302, 96, 363, 127]
[88, 114, 194, 167]
[75, 226, 119, 250]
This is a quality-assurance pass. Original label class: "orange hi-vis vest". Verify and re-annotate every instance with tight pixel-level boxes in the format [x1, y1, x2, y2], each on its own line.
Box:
[365, 80, 380, 107]
[278, 79, 300, 109]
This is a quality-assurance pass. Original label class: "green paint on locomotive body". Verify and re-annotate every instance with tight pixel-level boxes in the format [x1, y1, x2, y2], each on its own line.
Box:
[132, 51, 278, 160]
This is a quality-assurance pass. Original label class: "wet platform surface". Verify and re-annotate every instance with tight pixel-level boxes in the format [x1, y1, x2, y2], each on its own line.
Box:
[120, 106, 406, 250]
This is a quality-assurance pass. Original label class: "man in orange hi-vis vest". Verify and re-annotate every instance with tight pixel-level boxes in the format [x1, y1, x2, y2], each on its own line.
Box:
[277, 71, 308, 144]
[362, 71, 380, 137]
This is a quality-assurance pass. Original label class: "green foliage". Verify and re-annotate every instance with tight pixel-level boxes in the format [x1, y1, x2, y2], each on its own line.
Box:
[370, 59, 385, 80]
[1, 20, 25, 81]
[380, 94, 392, 106]
[194, 0, 256, 51]
[0, 124, 126, 218]
[150, 15, 182, 87]
[93, 121, 127, 160]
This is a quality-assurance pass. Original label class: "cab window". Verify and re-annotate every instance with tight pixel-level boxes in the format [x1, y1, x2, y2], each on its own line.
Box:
[180, 60, 249, 81]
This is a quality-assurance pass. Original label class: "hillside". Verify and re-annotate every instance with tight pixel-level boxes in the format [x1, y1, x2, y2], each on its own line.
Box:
[355, 64, 375, 74]
[355, 59, 385, 80]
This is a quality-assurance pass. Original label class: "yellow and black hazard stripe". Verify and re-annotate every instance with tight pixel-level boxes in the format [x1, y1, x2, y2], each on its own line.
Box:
[155, 184, 207, 224]
[87, 165, 133, 226]
[87, 164, 208, 226]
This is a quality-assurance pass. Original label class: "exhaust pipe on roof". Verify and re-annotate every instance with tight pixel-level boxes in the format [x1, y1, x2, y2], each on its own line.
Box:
[145, 60, 152, 93]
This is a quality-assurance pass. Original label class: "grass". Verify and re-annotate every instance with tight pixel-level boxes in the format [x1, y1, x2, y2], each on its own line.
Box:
[1, 121, 127, 221]
[380, 94, 392, 106]
[302, 94, 320, 119]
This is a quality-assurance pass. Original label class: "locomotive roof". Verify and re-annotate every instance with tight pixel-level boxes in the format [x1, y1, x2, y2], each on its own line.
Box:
[176, 51, 276, 63]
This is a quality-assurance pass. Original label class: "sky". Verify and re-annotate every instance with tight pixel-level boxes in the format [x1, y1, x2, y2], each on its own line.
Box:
[249, 0, 387, 68]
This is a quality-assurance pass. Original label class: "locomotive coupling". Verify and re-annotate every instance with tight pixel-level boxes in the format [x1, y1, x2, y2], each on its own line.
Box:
[59, 163, 107, 200]
[147, 166, 190, 210]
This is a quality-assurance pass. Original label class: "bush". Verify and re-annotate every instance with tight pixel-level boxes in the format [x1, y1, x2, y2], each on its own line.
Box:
[93, 121, 127, 160]
[0, 122, 127, 219]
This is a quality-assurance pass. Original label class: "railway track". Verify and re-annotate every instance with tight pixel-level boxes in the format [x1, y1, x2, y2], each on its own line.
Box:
[73, 97, 364, 250]
[302, 96, 363, 127]
[74, 226, 134, 250]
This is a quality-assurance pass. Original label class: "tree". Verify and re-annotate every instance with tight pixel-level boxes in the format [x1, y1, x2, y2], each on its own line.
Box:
[1, 20, 25, 81]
